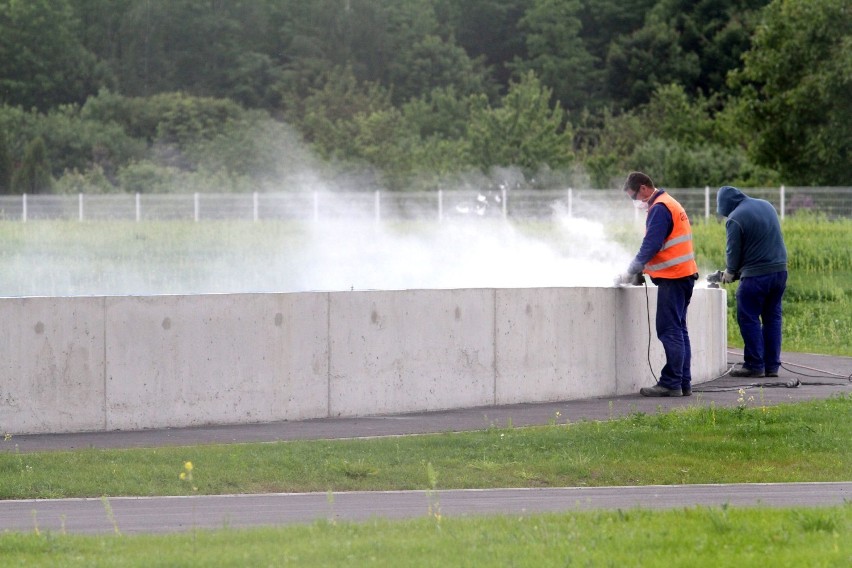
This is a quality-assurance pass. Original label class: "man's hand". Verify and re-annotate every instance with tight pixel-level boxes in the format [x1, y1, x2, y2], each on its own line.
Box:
[615, 272, 644, 286]
[721, 270, 737, 284]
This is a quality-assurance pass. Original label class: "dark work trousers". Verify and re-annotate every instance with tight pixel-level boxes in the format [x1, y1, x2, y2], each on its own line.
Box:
[654, 276, 695, 390]
[736, 271, 788, 373]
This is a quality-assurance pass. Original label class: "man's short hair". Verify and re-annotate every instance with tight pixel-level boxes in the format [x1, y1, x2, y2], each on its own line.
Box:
[623, 171, 654, 193]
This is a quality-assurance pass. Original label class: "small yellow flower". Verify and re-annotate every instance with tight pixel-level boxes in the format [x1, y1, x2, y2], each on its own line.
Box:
[179, 472, 187, 480]
[184, 461, 193, 471]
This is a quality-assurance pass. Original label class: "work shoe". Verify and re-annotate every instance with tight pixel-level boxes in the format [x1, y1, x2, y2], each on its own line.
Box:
[640, 384, 683, 397]
[730, 367, 764, 378]
[682, 386, 692, 396]
[765, 370, 779, 378]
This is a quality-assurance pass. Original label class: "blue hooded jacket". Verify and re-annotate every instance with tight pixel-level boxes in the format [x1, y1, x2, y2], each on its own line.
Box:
[716, 186, 787, 277]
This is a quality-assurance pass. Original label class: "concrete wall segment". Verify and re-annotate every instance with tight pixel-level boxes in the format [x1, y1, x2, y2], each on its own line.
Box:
[328, 289, 495, 416]
[496, 287, 616, 404]
[103, 293, 329, 430]
[0, 297, 106, 434]
[1, 287, 727, 435]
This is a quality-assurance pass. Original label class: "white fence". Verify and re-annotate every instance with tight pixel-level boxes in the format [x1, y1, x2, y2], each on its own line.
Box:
[1, 187, 850, 222]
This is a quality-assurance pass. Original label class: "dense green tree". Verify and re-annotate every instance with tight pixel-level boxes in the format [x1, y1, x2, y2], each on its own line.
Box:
[510, 0, 599, 113]
[0, 0, 105, 110]
[11, 137, 53, 194]
[605, 0, 769, 107]
[467, 72, 573, 177]
[186, 110, 318, 185]
[81, 91, 244, 147]
[53, 165, 116, 194]
[606, 19, 701, 108]
[107, 0, 274, 101]
[387, 35, 495, 105]
[32, 105, 146, 180]
[297, 68, 393, 159]
[578, 0, 657, 65]
[579, 84, 775, 188]
[728, 0, 851, 185]
[0, 0, 841, 191]
[434, 0, 527, 89]
[400, 87, 478, 140]
[273, 1, 440, 92]
[0, 133, 11, 193]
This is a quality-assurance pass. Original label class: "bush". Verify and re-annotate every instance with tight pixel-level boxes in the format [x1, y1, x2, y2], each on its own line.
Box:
[54, 165, 117, 194]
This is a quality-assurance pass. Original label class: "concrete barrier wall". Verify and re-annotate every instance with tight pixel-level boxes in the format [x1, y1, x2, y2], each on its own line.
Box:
[1, 287, 727, 435]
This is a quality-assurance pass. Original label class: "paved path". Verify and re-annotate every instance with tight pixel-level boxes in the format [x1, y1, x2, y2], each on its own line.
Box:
[1, 351, 849, 534]
[3, 483, 850, 534]
[5, 352, 850, 453]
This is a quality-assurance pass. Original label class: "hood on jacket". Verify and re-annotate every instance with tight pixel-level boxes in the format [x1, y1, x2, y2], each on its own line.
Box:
[717, 185, 746, 217]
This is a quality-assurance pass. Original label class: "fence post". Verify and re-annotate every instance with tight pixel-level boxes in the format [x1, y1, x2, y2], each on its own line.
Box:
[79, 193, 84, 221]
[502, 187, 508, 219]
[313, 191, 319, 222]
[704, 186, 710, 221]
[194, 192, 199, 222]
[780, 185, 785, 221]
[253, 192, 259, 222]
[374, 190, 381, 223]
[567, 188, 573, 218]
[438, 189, 443, 223]
[135, 193, 141, 222]
[22, 193, 27, 222]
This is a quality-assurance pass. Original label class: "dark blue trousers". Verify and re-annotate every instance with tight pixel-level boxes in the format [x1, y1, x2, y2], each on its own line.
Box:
[654, 277, 695, 390]
[736, 271, 787, 373]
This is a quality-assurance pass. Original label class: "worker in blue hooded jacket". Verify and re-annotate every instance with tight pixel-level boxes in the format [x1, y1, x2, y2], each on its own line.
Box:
[716, 185, 788, 378]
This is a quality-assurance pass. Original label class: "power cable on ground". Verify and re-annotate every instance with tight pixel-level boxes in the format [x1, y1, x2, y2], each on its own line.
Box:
[635, 281, 850, 391]
[692, 351, 851, 393]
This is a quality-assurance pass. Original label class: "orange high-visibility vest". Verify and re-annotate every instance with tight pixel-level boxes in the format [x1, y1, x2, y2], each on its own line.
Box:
[644, 192, 698, 279]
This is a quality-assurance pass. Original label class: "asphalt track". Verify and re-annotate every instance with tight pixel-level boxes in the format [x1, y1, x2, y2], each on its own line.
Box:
[2, 351, 850, 535]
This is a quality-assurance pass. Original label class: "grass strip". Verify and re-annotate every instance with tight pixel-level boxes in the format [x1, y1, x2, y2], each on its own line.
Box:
[2, 395, 849, 500]
[2, 504, 849, 567]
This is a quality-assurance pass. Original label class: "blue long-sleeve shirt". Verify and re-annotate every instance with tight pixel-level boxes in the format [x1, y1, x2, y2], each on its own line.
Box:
[717, 185, 787, 277]
[628, 190, 674, 275]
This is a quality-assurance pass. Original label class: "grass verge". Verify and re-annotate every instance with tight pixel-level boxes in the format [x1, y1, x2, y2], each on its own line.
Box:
[2, 505, 849, 567]
[2, 395, 850, 499]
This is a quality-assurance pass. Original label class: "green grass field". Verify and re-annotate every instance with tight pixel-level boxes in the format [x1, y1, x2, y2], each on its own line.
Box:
[3, 505, 849, 567]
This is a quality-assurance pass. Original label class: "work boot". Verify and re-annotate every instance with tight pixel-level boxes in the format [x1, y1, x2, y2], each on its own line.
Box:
[682, 385, 692, 396]
[730, 366, 764, 378]
[640, 384, 683, 397]
[765, 370, 779, 378]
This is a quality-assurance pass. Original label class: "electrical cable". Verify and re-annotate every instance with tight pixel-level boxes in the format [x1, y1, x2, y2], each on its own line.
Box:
[637, 283, 850, 391]
[642, 278, 657, 383]
[692, 353, 851, 393]
[727, 349, 852, 382]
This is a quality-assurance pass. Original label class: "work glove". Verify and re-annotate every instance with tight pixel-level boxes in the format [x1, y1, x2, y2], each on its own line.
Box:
[615, 272, 644, 286]
[720, 270, 737, 284]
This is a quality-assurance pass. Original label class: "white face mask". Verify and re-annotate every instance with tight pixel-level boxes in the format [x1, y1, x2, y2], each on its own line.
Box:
[633, 199, 649, 211]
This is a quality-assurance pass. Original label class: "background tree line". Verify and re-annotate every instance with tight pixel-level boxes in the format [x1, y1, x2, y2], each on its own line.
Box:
[0, 0, 848, 195]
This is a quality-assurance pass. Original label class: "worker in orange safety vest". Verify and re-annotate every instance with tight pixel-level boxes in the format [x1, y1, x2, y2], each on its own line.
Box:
[617, 171, 699, 397]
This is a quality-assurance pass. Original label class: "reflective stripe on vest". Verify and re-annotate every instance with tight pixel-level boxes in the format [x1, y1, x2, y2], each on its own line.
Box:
[644, 192, 699, 279]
